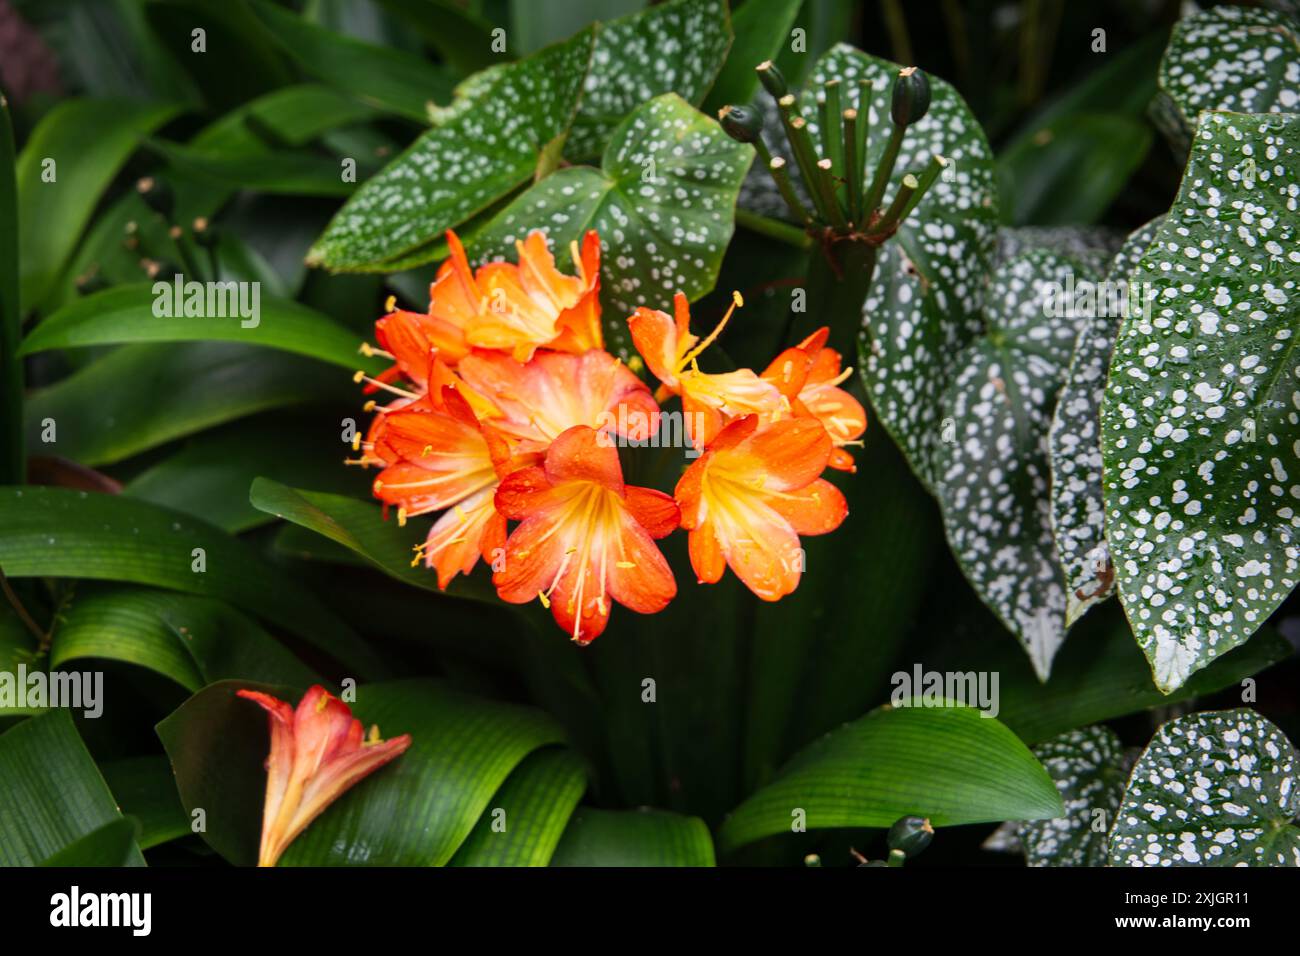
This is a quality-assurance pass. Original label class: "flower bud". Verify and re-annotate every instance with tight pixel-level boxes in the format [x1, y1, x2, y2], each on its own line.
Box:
[886, 815, 934, 857]
[890, 67, 931, 127]
[755, 59, 788, 99]
[718, 104, 764, 144]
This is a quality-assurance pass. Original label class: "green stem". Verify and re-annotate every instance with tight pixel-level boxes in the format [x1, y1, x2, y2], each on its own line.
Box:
[843, 109, 862, 224]
[734, 208, 812, 249]
[861, 120, 905, 222]
[791, 238, 877, 358]
[765, 157, 814, 226]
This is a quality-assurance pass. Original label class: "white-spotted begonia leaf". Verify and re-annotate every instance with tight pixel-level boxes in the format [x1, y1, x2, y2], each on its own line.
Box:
[936, 250, 1093, 680]
[306, 30, 594, 271]
[1100, 112, 1299, 694]
[1153, 5, 1300, 152]
[469, 94, 752, 357]
[1109, 709, 1300, 866]
[791, 45, 999, 494]
[1017, 726, 1128, 867]
[1049, 218, 1165, 627]
[565, 0, 732, 161]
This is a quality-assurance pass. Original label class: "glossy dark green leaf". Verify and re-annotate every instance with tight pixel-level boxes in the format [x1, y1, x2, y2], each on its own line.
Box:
[718, 704, 1064, 853]
[20, 284, 375, 369]
[145, 140, 355, 196]
[471, 93, 752, 356]
[24, 343, 350, 467]
[249, 477, 496, 602]
[16, 98, 179, 312]
[52, 584, 319, 691]
[450, 747, 587, 866]
[550, 807, 715, 866]
[248, 0, 455, 121]
[0, 486, 384, 678]
[997, 114, 1152, 226]
[376, 0, 509, 74]
[703, 0, 803, 113]
[1110, 709, 1300, 866]
[100, 755, 192, 851]
[39, 818, 143, 867]
[124, 414, 368, 533]
[0, 710, 145, 866]
[0, 96, 20, 485]
[307, 28, 594, 271]
[1101, 112, 1299, 692]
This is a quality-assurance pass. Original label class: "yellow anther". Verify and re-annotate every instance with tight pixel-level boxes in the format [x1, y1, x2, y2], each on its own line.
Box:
[538, 590, 551, 608]
[353, 369, 366, 383]
[384, 295, 397, 312]
[397, 507, 408, 527]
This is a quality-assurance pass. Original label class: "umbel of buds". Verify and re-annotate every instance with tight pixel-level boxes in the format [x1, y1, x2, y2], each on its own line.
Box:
[718, 62, 946, 245]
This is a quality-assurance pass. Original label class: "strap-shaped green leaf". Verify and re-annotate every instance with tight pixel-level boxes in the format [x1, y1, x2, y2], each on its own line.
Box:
[0, 486, 385, 678]
[1101, 111, 1299, 693]
[307, 29, 594, 271]
[1017, 726, 1128, 867]
[470, 93, 752, 355]
[550, 807, 715, 866]
[1154, 5, 1300, 152]
[16, 98, 179, 313]
[564, 0, 733, 160]
[20, 284, 377, 369]
[1110, 709, 1300, 866]
[450, 748, 588, 866]
[51, 583, 319, 691]
[717, 704, 1064, 854]
[935, 250, 1092, 679]
[1049, 218, 1164, 627]
[0, 710, 145, 866]
[24, 342, 350, 467]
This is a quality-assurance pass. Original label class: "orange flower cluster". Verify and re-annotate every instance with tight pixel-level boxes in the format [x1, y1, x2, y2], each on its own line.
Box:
[352, 230, 864, 641]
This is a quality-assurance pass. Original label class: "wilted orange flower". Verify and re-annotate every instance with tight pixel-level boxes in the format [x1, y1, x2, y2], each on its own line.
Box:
[675, 415, 847, 601]
[761, 327, 866, 472]
[628, 291, 786, 447]
[238, 685, 411, 867]
[493, 426, 678, 643]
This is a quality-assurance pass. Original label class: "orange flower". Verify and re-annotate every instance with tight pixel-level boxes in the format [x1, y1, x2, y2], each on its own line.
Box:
[761, 327, 866, 472]
[238, 685, 411, 867]
[468, 230, 603, 361]
[675, 415, 847, 601]
[493, 426, 678, 643]
[457, 347, 659, 450]
[628, 291, 786, 447]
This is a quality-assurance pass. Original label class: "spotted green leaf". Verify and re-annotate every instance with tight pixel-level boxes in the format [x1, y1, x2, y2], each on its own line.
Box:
[1154, 5, 1300, 153]
[793, 45, 998, 494]
[936, 250, 1093, 680]
[306, 29, 594, 271]
[470, 93, 752, 356]
[1049, 218, 1164, 627]
[1101, 112, 1299, 694]
[565, 0, 732, 161]
[1017, 726, 1128, 867]
[1109, 709, 1300, 866]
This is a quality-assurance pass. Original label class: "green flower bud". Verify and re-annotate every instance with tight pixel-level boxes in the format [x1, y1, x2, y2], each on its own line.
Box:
[718, 104, 764, 144]
[890, 67, 931, 127]
[886, 815, 934, 858]
[136, 175, 174, 218]
[756, 59, 788, 99]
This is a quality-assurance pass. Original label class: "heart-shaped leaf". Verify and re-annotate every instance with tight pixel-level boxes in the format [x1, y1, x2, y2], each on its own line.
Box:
[0, 710, 145, 866]
[469, 93, 752, 355]
[717, 703, 1064, 854]
[1153, 5, 1300, 153]
[1109, 709, 1300, 866]
[564, 0, 733, 160]
[307, 29, 594, 271]
[1016, 726, 1129, 867]
[1049, 217, 1164, 627]
[936, 250, 1093, 679]
[1101, 111, 1299, 693]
